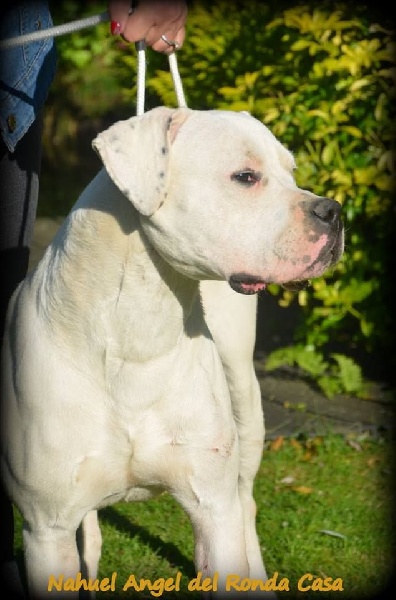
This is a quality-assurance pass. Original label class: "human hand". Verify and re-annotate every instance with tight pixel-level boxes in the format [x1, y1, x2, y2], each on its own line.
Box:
[108, 0, 187, 53]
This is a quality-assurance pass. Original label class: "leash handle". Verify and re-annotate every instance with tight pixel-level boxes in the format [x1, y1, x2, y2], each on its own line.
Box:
[135, 41, 147, 116]
[168, 52, 187, 109]
[135, 42, 187, 116]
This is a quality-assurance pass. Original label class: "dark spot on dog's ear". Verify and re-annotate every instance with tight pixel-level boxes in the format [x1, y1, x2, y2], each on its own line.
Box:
[129, 122, 135, 129]
[159, 172, 164, 178]
[166, 116, 172, 130]
[161, 146, 168, 155]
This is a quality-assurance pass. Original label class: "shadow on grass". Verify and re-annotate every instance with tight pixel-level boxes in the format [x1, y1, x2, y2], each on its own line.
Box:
[100, 506, 196, 578]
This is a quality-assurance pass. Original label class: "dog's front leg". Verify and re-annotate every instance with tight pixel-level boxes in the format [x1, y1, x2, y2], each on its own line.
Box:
[187, 490, 249, 594]
[77, 511, 102, 582]
[23, 523, 81, 599]
[231, 373, 267, 579]
[200, 282, 267, 580]
[76, 510, 102, 599]
[171, 434, 249, 597]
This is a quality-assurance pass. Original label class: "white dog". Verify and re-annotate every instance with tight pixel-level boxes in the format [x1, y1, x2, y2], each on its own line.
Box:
[1, 107, 344, 598]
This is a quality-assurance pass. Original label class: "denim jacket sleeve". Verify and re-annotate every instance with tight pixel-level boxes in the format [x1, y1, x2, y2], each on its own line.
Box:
[0, 1, 57, 152]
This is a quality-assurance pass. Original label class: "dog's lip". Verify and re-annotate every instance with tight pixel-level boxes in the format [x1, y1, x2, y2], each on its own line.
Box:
[229, 274, 267, 295]
[229, 274, 311, 295]
[281, 280, 310, 291]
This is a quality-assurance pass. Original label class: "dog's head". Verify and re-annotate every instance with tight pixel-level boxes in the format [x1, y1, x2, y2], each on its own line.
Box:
[93, 107, 344, 295]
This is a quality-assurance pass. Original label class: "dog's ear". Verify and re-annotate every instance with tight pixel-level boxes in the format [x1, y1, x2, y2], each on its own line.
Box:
[92, 106, 191, 217]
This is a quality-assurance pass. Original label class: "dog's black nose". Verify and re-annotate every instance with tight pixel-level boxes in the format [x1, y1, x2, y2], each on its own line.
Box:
[310, 197, 341, 226]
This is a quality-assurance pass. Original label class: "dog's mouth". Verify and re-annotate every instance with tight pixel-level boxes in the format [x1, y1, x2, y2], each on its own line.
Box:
[281, 280, 310, 292]
[229, 274, 267, 295]
[229, 274, 311, 295]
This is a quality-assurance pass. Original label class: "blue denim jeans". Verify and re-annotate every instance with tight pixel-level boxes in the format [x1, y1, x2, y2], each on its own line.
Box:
[0, 0, 57, 152]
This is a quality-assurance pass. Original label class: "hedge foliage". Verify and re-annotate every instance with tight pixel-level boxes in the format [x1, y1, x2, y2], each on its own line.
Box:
[48, 1, 395, 396]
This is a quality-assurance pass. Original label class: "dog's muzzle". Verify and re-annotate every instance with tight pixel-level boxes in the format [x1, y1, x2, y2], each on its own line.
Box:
[228, 198, 344, 296]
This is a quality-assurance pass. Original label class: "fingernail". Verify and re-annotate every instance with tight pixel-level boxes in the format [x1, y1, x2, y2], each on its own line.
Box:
[110, 21, 122, 36]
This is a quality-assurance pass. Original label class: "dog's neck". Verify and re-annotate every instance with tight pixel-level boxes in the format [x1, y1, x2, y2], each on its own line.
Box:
[35, 170, 202, 367]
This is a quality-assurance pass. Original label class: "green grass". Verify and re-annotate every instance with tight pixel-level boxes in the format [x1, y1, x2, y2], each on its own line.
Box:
[13, 433, 394, 598]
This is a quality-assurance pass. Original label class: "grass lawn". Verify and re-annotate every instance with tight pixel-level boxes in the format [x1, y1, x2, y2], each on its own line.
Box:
[13, 432, 394, 599]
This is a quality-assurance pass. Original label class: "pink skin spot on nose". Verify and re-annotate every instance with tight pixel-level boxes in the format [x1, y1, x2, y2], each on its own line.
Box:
[310, 233, 328, 254]
[271, 233, 331, 283]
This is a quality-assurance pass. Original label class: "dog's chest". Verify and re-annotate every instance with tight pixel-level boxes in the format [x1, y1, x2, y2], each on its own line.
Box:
[104, 331, 225, 417]
[80, 335, 236, 507]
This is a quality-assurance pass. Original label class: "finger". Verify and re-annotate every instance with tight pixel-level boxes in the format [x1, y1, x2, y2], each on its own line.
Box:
[122, 1, 187, 46]
[142, 8, 187, 46]
[121, 10, 152, 43]
[108, 0, 133, 36]
[151, 27, 185, 54]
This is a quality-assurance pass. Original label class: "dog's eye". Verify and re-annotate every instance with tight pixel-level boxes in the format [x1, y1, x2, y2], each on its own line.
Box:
[231, 170, 262, 187]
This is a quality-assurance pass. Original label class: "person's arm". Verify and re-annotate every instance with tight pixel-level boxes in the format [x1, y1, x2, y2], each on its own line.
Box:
[108, 0, 187, 53]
